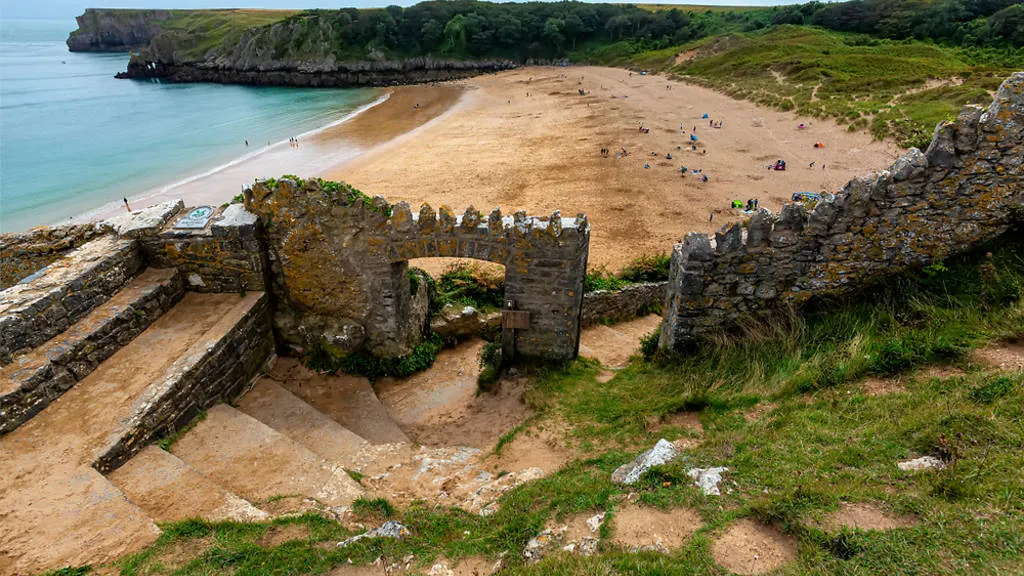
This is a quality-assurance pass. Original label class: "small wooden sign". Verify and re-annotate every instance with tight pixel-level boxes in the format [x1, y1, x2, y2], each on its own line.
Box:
[502, 310, 530, 330]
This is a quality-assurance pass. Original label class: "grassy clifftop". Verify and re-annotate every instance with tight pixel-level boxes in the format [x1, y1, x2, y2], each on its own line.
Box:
[589, 25, 1019, 147]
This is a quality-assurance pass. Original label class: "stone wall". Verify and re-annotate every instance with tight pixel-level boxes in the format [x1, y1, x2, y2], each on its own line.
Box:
[0, 235, 143, 365]
[0, 224, 108, 290]
[245, 179, 590, 361]
[582, 281, 667, 327]
[661, 73, 1024, 350]
[93, 292, 274, 472]
[143, 204, 266, 293]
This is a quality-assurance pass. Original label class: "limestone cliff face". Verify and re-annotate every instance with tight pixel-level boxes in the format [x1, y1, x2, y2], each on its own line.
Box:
[84, 8, 520, 85]
[66, 9, 173, 52]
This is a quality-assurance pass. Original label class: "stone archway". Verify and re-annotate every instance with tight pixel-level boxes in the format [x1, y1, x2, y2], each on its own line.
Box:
[245, 178, 589, 362]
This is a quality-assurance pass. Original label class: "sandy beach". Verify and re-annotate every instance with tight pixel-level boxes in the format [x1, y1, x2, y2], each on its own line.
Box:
[86, 66, 900, 271]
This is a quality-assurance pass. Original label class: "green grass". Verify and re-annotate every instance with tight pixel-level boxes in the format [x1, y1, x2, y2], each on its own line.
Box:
[94, 230, 1024, 575]
[158, 9, 298, 60]
[622, 26, 1019, 147]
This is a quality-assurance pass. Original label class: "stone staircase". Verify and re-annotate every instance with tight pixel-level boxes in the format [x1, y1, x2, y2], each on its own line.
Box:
[0, 240, 274, 573]
[0, 256, 659, 575]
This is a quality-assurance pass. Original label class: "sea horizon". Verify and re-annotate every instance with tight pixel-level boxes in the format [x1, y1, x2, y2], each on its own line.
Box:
[0, 17, 381, 232]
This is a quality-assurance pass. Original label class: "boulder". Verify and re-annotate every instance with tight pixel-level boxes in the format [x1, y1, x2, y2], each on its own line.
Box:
[430, 303, 500, 338]
[611, 439, 678, 485]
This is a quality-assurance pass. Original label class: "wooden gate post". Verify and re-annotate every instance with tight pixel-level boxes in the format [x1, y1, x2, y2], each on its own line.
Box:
[501, 299, 530, 367]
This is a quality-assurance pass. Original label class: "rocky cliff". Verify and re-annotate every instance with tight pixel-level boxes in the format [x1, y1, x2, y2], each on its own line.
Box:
[66, 9, 174, 52]
[68, 8, 517, 87]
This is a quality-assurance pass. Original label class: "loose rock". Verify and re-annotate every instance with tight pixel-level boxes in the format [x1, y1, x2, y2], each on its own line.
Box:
[687, 466, 728, 495]
[897, 456, 946, 471]
[337, 521, 410, 547]
[611, 439, 678, 485]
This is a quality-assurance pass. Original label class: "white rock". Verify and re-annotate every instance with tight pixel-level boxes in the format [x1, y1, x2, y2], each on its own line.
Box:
[103, 199, 183, 235]
[897, 456, 946, 471]
[586, 513, 605, 533]
[687, 466, 728, 495]
[611, 439, 678, 485]
[187, 273, 205, 287]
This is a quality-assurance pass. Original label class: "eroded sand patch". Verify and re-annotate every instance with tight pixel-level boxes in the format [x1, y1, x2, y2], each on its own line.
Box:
[610, 505, 704, 553]
[818, 502, 918, 532]
[259, 523, 311, 547]
[712, 519, 798, 575]
[972, 340, 1024, 371]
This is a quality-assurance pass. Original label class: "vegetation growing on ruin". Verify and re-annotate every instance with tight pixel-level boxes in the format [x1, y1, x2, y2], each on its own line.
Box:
[306, 334, 446, 381]
[91, 227, 1024, 576]
[429, 262, 506, 314]
[585, 253, 671, 292]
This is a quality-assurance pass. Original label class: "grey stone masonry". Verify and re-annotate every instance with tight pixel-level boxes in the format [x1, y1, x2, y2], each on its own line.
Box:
[93, 291, 273, 473]
[0, 235, 143, 365]
[661, 73, 1024, 350]
[142, 203, 266, 294]
[582, 282, 667, 327]
[246, 179, 590, 361]
[0, 268, 183, 434]
[0, 223, 109, 290]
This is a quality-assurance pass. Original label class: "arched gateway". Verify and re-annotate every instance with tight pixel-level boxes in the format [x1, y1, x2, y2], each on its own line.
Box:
[245, 178, 590, 362]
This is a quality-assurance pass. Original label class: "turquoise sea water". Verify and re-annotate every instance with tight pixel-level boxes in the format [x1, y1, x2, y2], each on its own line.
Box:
[0, 18, 379, 232]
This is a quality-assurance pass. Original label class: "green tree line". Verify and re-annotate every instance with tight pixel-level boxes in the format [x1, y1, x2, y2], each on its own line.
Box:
[263, 0, 1023, 63]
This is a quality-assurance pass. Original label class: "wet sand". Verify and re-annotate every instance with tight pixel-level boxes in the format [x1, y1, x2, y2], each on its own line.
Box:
[81, 85, 465, 223]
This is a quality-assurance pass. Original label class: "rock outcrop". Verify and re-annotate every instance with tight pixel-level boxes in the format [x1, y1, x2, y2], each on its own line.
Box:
[66, 9, 174, 52]
[661, 72, 1024, 350]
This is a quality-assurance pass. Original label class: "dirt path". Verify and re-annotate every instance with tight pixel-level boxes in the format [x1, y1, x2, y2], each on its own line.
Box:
[327, 66, 900, 271]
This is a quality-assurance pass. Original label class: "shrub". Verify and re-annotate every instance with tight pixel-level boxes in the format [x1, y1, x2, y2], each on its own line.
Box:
[640, 329, 661, 360]
[306, 335, 445, 380]
[620, 253, 671, 283]
[431, 262, 504, 314]
[584, 266, 627, 292]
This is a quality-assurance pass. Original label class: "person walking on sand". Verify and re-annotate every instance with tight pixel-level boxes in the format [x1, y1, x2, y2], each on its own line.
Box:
[123, 197, 131, 213]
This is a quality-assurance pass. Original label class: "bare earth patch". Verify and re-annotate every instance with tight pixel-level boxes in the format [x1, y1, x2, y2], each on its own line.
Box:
[259, 523, 311, 547]
[151, 536, 215, 573]
[742, 402, 778, 422]
[972, 340, 1024, 371]
[818, 502, 918, 532]
[861, 376, 908, 396]
[712, 519, 798, 575]
[610, 505, 704, 553]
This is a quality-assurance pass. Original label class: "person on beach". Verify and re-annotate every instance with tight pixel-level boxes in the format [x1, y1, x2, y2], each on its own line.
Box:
[245, 140, 248, 147]
[123, 197, 131, 213]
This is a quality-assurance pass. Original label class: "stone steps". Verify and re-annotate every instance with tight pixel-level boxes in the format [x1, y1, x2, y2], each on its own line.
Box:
[0, 234, 143, 365]
[108, 445, 269, 523]
[237, 379, 370, 466]
[0, 292, 269, 575]
[271, 360, 411, 445]
[170, 404, 364, 509]
[0, 267, 183, 434]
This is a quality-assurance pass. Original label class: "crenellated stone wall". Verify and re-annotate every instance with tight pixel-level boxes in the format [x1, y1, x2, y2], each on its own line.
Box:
[661, 72, 1024, 350]
[245, 178, 590, 361]
[0, 224, 109, 290]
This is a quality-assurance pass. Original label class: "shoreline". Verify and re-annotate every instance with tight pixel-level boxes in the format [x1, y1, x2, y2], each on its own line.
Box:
[75, 91, 392, 224]
[75, 84, 466, 224]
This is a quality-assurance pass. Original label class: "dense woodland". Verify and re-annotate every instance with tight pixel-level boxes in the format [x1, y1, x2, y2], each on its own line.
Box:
[270, 0, 1024, 62]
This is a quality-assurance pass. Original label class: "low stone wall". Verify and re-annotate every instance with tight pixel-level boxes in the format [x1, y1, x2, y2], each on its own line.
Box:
[0, 269, 183, 434]
[661, 73, 1024, 350]
[0, 235, 143, 365]
[0, 224, 107, 290]
[143, 204, 266, 293]
[93, 292, 274, 473]
[582, 282, 667, 327]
